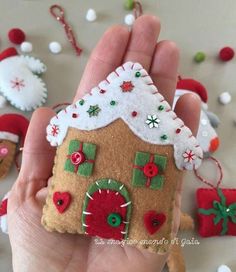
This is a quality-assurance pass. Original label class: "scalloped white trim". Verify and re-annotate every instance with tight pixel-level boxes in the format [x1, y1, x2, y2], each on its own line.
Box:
[0, 131, 18, 143]
[46, 62, 203, 170]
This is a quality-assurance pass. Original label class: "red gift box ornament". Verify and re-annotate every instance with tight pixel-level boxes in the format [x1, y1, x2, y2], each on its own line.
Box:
[194, 156, 236, 237]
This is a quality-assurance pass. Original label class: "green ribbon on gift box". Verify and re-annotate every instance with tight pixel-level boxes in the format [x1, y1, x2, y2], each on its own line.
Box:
[199, 188, 236, 235]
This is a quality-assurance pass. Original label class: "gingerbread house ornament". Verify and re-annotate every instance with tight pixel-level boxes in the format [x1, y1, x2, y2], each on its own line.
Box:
[42, 62, 203, 253]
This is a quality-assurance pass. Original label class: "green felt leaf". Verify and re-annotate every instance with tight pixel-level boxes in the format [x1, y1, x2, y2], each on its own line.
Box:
[78, 162, 93, 177]
[83, 143, 96, 160]
[154, 154, 167, 172]
[132, 168, 146, 187]
[150, 175, 164, 190]
[134, 152, 150, 166]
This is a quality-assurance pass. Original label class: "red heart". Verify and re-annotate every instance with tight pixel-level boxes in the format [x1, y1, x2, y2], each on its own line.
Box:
[143, 210, 166, 235]
[53, 192, 71, 213]
[0, 199, 8, 216]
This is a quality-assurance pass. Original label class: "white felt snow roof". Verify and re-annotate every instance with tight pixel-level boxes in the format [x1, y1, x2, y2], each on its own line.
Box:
[46, 62, 203, 170]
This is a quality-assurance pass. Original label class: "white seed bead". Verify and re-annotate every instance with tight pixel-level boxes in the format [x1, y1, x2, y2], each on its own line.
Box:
[124, 14, 135, 26]
[86, 9, 97, 22]
[49, 41, 62, 54]
[20, 41, 33, 53]
[218, 92, 232, 105]
[217, 264, 232, 272]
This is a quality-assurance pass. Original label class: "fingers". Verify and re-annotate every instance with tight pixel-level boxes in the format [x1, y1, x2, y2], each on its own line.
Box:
[174, 93, 201, 136]
[150, 40, 179, 106]
[124, 15, 161, 70]
[74, 25, 130, 102]
[18, 107, 56, 190]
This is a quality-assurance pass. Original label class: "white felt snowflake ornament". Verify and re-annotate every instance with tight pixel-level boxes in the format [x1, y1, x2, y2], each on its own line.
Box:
[0, 47, 47, 111]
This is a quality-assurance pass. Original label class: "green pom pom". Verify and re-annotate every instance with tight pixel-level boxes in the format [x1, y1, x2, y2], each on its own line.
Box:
[124, 0, 134, 10]
[194, 52, 206, 63]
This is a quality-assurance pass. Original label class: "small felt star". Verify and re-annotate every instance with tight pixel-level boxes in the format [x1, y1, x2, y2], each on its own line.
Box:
[87, 104, 101, 117]
[51, 124, 59, 136]
[11, 77, 25, 91]
[146, 115, 160, 128]
[120, 81, 134, 92]
[183, 149, 196, 163]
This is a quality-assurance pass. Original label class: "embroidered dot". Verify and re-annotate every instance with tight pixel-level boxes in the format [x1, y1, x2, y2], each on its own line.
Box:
[110, 100, 116, 106]
[57, 199, 63, 206]
[161, 134, 168, 141]
[107, 213, 122, 227]
[135, 71, 141, 77]
[158, 105, 164, 111]
[79, 99, 85, 106]
[87, 104, 101, 117]
[72, 113, 78, 118]
[132, 111, 138, 117]
[176, 128, 181, 134]
[120, 81, 134, 92]
[100, 89, 106, 94]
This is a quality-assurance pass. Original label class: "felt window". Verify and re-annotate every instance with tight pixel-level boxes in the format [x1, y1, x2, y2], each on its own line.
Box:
[64, 139, 96, 177]
[132, 151, 167, 189]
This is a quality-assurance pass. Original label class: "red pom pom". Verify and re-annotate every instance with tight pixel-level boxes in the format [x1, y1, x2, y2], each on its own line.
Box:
[219, 47, 234, 61]
[8, 28, 26, 45]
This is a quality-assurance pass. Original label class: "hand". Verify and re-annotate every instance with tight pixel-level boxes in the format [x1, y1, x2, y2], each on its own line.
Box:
[8, 15, 201, 272]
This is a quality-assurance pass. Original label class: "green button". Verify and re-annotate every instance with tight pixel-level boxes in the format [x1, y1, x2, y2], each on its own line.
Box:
[107, 213, 122, 227]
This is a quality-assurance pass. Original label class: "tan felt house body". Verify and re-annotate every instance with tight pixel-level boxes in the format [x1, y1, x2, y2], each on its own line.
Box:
[42, 62, 202, 253]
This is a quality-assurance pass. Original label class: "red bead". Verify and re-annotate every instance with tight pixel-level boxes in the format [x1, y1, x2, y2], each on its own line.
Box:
[143, 162, 159, 178]
[72, 113, 78, 118]
[132, 111, 137, 117]
[219, 47, 234, 61]
[70, 151, 85, 165]
[8, 28, 26, 45]
[176, 128, 181, 134]
[100, 89, 106, 94]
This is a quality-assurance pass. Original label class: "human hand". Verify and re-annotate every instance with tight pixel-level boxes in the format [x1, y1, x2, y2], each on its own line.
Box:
[8, 15, 201, 272]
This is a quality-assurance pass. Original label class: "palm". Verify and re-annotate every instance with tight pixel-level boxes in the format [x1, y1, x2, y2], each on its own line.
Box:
[8, 16, 200, 272]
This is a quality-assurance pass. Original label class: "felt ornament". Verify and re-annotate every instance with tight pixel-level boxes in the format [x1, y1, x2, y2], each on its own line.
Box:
[175, 77, 220, 156]
[0, 47, 47, 111]
[167, 213, 194, 272]
[195, 157, 236, 237]
[42, 62, 202, 253]
[0, 113, 29, 180]
[0, 192, 9, 234]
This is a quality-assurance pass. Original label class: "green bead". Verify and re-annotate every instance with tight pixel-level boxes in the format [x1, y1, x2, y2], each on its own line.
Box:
[161, 134, 168, 141]
[110, 100, 116, 106]
[194, 52, 206, 63]
[107, 213, 122, 227]
[124, 0, 134, 10]
[158, 105, 164, 111]
[79, 99, 85, 106]
[135, 71, 141, 77]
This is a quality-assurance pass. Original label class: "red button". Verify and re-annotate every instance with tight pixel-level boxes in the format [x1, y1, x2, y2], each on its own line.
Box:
[143, 162, 159, 178]
[71, 151, 85, 165]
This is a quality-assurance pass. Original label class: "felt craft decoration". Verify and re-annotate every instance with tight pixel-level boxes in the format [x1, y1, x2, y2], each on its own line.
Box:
[0, 47, 47, 111]
[197, 188, 236, 237]
[219, 47, 234, 62]
[42, 62, 203, 253]
[175, 77, 220, 156]
[0, 192, 9, 234]
[0, 113, 29, 180]
[8, 28, 26, 45]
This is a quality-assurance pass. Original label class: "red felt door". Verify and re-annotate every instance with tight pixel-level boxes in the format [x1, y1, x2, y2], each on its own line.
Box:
[85, 189, 128, 240]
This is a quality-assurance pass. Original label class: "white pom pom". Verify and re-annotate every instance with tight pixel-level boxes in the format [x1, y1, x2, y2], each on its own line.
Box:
[49, 42, 62, 54]
[86, 9, 97, 22]
[218, 92, 232, 105]
[0, 95, 7, 108]
[124, 14, 135, 26]
[217, 264, 232, 272]
[20, 41, 33, 53]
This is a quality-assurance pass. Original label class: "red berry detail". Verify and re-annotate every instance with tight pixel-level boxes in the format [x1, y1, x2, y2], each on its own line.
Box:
[70, 151, 85, 165]
[72, 113, 78, 118]
[143, 162, 159, 178]
[176, 128, 181, 134]
[100, 89, 106, 94]
[219, 47, 234, 61]
[132, 111, 137, 117]
[8, 28, 26, 44]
